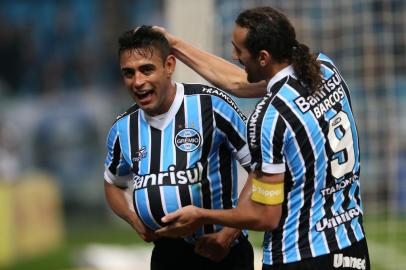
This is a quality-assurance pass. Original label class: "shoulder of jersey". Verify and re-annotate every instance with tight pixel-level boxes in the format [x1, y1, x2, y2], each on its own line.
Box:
[182, 83, 238, 104]
[317, 52, 336, 66]
[182, 83, 246, 120]
[114, 103, 140, 123]
[182, 83, 212, 94]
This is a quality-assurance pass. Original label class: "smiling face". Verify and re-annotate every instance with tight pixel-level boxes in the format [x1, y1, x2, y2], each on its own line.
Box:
[232, 25, 265, 83]
[120, 47, 176, 116]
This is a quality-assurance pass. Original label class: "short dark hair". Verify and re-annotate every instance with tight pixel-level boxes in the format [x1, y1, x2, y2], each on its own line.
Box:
[236, 7, 321, 93]
[118, 25, 171, 64]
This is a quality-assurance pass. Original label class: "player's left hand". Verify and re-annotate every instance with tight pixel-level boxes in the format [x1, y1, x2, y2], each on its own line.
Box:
[194, 229, 236, 262]
[156, 205, 203, 237]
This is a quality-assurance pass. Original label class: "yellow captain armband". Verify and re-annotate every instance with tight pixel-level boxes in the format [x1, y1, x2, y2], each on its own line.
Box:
[251, 178, 284, 205]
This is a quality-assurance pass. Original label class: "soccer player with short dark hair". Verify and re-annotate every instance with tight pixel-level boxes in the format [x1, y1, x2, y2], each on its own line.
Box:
[156, 7, 370, 270]
[103, 25, 254, 270]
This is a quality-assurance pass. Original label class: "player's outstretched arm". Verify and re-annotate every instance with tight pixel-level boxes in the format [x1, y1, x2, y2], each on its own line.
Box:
[104, 181, 157, 242]
[156, 172, 282, 237]
[153, 26, 266, 98]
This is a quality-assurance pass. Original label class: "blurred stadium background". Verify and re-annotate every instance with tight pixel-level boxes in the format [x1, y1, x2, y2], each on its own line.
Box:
[0, 0, 405, 269]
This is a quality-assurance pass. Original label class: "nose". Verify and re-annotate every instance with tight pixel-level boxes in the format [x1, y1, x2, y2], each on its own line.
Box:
[132, 72, 145, 90]
[231, 48, 239, 61]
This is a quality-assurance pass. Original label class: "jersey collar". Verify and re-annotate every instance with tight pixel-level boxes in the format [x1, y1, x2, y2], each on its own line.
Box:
[266, 65, 295, 93]
[142, 82, 184, 130]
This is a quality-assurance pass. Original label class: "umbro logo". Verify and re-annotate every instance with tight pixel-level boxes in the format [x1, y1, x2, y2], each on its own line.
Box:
[132, 146, 147, 163]
[333, 253, 366, 270]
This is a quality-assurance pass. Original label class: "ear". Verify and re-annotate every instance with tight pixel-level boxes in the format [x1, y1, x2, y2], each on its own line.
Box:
[258, 50, 271, 67]
[165, 55, 176, 78]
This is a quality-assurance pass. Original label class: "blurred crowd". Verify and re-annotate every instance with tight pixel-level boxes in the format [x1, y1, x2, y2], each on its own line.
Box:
[0, 0, 164, 96]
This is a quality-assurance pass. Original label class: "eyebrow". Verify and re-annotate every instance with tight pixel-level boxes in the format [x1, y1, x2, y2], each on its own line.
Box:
[121, 67, 134, 72]
[140, 63, 156, 69]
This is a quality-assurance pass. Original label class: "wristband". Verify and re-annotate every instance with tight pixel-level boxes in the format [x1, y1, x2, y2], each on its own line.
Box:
[251, 178, 284, 205]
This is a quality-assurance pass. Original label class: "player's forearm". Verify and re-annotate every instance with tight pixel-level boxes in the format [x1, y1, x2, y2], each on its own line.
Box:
[104, 181, 136, 226]
[198, 207, 268, 231]
[199, 173, 281, 231]
[171, 37, 266, 98]
[171, 37, 242, 90]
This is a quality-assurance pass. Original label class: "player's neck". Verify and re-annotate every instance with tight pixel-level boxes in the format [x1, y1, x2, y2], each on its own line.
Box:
[266, 62, 290, 82]
[148, 81, 177, 117]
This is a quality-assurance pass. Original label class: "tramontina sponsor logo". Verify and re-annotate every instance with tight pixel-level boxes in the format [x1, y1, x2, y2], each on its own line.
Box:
[248, 94, 270, 148]
[201, 87, 246, 121]
[316, 207, 361, 232]
[133, 162, 204, 189]
[333, 254, 366, 270]
[320, 175, 359, 196]
[175, 128, 201, 152]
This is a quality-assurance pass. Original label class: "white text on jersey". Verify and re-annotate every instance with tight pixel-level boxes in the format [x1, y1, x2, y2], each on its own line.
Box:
[133, 162, 204, 189]
[316, 207, 361, 232]
[294, 72, 345, 118]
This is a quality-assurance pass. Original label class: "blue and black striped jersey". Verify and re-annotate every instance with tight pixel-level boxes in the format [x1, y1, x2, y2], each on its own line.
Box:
[249, 54, 364, 265]
[104, 82, 250, 240]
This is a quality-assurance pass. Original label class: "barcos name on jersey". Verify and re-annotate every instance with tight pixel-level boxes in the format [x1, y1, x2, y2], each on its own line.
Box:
[294, 71, 345, 119]
[133, 162, 204, 190]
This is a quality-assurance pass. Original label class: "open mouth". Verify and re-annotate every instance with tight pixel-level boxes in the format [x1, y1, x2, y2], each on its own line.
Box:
[135, 90, 153, 103]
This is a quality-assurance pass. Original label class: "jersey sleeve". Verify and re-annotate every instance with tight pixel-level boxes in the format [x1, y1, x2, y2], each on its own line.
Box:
[211, 94, 251, 169]
[316, 53, 336, 68]
[250, 103, 287, 174]
[104, 122, 132, 188]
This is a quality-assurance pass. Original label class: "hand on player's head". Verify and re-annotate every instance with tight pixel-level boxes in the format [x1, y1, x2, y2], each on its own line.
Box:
[152, 26, 176, 47]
